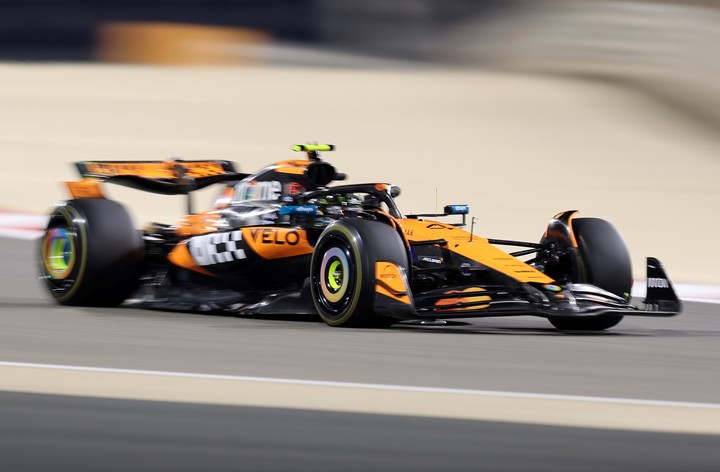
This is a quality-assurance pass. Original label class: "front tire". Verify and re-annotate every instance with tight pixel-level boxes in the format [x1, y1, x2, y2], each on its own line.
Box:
[40, 198, 144, 306]
[548, 217, 632, 331]
[310, 218, 407, 327]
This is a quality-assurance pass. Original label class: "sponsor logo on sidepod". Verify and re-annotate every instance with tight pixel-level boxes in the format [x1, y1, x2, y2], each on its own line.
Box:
[250, 228, 301, 246]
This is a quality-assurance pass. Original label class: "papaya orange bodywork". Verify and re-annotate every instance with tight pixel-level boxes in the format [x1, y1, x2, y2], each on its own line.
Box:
[375, 261, 411, 305]
[83, 161, 227, 179]
[560, 211, 579, 247]
[397, 218, 554, 284]
[271, 160, 311, 175]
[545, 210, 579, 248]
[167, 241, 214, 276]
[241, 227, 313, 259]
[434, 287, 491, 312]
[175, 212, 222, 237]
[66, 179, 105, 199]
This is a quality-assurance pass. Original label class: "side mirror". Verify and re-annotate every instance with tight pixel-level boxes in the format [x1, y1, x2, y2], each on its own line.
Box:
[444, 204, 469, 215]
[406, 203, 469, 227]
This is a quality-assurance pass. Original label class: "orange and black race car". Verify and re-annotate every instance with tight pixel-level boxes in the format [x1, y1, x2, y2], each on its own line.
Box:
[39, 144, 681, 330]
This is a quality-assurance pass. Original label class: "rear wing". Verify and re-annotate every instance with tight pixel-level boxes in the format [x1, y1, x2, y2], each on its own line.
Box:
[73, 160, 247, 196]
[67, 160, 248, 214]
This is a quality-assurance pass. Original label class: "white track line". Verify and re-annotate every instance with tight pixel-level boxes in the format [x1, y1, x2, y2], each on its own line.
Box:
[1, 361, 719, 410]
[3, 361, 720, 434]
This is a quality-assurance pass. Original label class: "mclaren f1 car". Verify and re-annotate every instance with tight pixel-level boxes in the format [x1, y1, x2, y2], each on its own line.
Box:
[39, 144, 682, 330]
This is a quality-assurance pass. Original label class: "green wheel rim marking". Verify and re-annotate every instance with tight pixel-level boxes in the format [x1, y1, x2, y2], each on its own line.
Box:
[319, 245, 350, 304]
[50, 238, 69, 271]
[43, 227, 75, 279]
[43, 205, 88, 303]
[328, 260, 343, 291]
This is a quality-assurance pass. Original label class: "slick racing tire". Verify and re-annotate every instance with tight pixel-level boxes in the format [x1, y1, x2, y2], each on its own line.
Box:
[40, 198, 144, 306]
[311, 218, 408, 328]
[548, 217, 632, 331]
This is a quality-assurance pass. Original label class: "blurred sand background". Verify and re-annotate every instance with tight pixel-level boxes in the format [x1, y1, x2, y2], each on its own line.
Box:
[1, 63, 718, 284]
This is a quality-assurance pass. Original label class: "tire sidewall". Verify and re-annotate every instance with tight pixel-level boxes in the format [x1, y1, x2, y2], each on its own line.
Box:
[39, 199, 143, 306]
[573, 218, 633, 300]
[311, 222, 367, 326]
[310, 218, 408, 327]
[548, 217, 631, 330]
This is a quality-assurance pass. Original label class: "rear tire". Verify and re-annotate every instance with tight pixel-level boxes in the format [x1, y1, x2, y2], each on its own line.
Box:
[39, 199, 144, 306]
[548, 218, 632, 331]
[310, 219, 407, 327]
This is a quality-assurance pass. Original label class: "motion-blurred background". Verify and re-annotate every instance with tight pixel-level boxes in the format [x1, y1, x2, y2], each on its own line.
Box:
[1, 0, 718, 284]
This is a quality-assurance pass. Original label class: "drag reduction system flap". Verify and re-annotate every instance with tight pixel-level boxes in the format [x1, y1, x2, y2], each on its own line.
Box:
[74, 160, 249, 195]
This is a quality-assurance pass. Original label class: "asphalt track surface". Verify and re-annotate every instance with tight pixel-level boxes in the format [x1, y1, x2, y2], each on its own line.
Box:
[3, 391, 720, 472]
[2, 236, 720, 471]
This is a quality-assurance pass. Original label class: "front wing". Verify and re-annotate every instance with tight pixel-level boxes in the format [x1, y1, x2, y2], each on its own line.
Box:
[374, 257, 682, 320]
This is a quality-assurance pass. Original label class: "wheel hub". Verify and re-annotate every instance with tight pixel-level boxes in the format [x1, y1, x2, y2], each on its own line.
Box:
[319, 246, 350, 304]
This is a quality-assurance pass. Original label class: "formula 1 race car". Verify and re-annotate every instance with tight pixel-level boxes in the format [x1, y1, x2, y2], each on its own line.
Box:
[39, 144, 682, 330]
